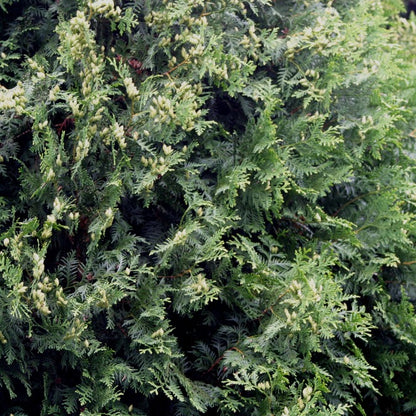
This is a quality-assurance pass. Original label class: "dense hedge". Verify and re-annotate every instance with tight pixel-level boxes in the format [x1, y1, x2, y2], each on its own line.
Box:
[1, 0, 416, 415]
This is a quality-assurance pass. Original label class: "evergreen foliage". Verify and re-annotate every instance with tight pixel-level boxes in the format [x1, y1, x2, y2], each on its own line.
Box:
[1, 0, 416, 414]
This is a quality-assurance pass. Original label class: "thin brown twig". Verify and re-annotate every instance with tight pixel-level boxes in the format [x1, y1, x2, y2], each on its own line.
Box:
[205, 346, 244, 374]
[401, 260, 416, 266]
[158, 269, 192, 279]
[163, 59, 189, 76]
[332, 189, 385, 217]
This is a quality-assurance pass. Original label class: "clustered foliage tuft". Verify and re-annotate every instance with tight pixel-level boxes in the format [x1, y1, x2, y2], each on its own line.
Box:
[1, 0, 416, 415]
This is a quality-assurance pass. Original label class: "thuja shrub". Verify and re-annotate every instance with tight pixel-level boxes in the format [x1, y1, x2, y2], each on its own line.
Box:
[1, 0, 416, 414]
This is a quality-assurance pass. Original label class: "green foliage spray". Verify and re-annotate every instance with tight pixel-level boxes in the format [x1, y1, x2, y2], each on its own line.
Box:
[1, 0, 416, 415]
